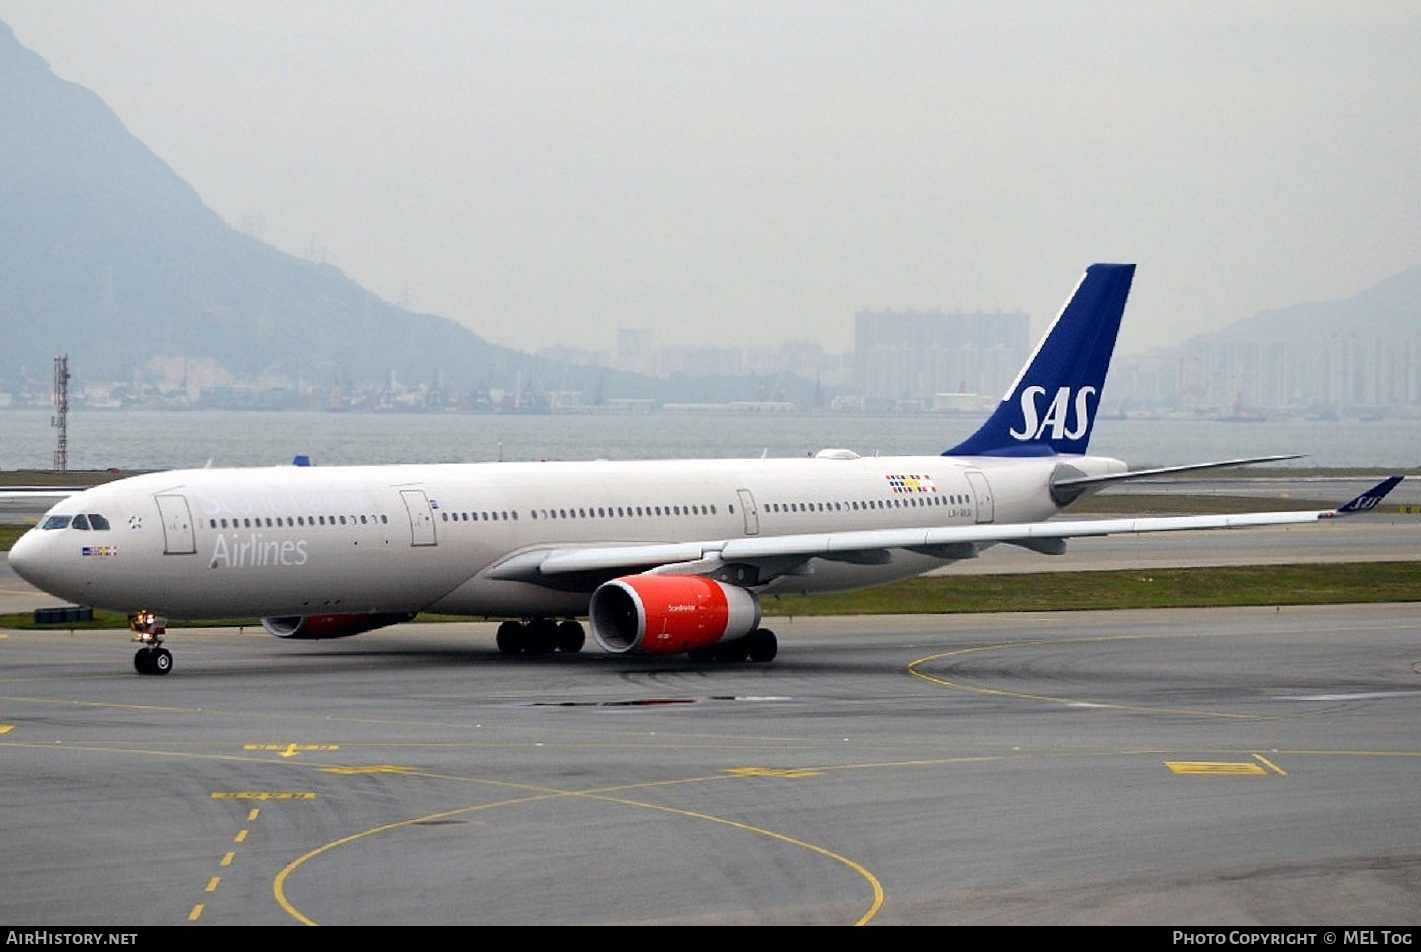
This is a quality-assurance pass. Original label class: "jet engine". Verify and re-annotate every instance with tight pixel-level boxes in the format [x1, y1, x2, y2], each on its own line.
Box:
[261, 611, 417, 640]
[589, 574, 760, 655]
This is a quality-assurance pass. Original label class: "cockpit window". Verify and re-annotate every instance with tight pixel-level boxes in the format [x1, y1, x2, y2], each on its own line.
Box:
[37, 513, 110, 530]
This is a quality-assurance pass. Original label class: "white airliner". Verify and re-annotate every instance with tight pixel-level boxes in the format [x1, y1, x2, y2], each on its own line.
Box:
[8, 264, 1402, 675]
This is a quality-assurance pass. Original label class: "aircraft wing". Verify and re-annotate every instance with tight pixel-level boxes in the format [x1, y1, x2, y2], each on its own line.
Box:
[487, 476, 1403, 586]
[0, 487, 80, 521]
[0, 488, 81, 499]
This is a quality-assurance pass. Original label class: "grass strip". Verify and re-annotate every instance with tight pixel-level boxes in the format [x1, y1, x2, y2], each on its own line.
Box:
[762, 561, 1421, 615]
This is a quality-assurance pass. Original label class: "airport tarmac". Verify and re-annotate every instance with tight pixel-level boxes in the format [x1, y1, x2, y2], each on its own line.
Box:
[2, 510, 1418, 926]
[2, 600, 1420, 925]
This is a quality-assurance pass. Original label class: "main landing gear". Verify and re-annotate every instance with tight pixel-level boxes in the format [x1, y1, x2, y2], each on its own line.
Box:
[496, 618, 586, 656]
[688, 627, 778, 664]
[129, 611, 172, 676]
[494, 619, 778, 662]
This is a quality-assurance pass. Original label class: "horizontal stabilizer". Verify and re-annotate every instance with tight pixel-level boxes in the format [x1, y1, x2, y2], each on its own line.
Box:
[1049, 454, 1303, 505]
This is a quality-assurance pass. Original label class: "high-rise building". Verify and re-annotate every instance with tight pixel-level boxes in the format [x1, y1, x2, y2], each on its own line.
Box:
[855, 309, 1030, 405]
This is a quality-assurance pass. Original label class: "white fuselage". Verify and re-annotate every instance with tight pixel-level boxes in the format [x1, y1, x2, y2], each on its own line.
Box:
[10, 452, 1124, 619]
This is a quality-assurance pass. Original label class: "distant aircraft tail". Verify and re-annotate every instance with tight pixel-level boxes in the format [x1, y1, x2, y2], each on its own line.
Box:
[945, 263, 1135, 457]
[1332, 475, 1404, 514]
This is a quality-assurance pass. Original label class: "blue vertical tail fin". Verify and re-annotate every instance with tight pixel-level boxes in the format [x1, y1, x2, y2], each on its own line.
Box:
[945, 263, 1135, 457]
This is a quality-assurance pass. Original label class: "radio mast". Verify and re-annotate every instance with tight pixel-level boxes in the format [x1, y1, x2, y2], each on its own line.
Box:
[52, 354, 69, 472]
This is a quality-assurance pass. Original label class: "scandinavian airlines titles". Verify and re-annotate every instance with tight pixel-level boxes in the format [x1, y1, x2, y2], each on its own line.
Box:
[210, 532, 309, 569]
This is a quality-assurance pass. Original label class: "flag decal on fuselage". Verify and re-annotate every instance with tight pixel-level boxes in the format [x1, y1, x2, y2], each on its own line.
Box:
[886, 474, 938, 494]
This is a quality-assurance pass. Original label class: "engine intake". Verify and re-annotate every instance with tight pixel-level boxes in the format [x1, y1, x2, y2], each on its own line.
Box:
[261, 612, 416, 640]
[589, 575, 760, 655]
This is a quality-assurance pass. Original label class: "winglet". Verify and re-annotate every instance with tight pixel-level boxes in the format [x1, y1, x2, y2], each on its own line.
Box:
[1330, 476, 1404, 515]
[945, 263, 1135, 457]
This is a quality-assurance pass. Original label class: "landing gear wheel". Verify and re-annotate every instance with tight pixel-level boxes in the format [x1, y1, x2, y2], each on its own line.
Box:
[555, 620, 585, 653]
[151, 648, 173, 675]
[496, 620, 523, 655]
[525, 619, 557, 655]
[746, 628, 778, 663]
[715, 639, 751, 663]
[133, 647, 172, 675]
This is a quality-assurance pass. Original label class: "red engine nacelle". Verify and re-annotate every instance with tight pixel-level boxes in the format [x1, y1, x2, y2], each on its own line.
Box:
[589, 575, 761, 655]
[261, 611, 416, 640]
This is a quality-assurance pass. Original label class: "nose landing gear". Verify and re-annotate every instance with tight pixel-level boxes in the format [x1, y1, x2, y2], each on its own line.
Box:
[129, 611, 172, 676]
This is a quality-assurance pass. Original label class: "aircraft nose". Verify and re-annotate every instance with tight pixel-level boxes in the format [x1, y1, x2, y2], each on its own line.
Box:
[9, 522, 112, 609]
[8, 528, 42, 585]
[8, 528, 57, 593]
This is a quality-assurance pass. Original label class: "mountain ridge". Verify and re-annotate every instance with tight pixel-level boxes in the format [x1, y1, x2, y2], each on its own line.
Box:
[0, 21, 805, 405]
[1204, 263, 1421, 345]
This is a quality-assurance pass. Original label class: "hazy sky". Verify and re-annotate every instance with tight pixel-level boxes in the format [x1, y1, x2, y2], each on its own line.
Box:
[3, 1, 1418, 355]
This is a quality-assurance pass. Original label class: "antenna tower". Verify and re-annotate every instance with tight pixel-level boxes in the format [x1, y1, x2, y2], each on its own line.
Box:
[52, 354, 70, 472]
